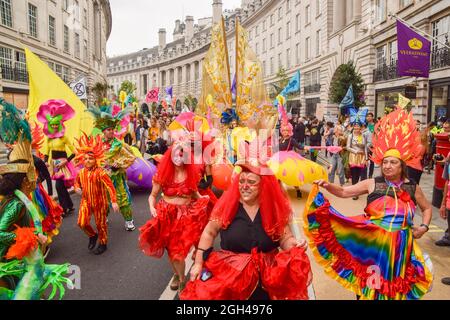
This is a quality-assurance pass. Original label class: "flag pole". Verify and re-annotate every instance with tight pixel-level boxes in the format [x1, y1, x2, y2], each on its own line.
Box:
[389, 13, 450, 50]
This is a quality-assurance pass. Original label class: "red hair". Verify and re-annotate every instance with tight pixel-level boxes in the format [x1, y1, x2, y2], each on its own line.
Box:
[211, 170, 292, 241]
[153, 146, 201, 191]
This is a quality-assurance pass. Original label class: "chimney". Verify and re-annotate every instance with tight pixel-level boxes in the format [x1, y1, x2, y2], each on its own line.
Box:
[212, 0, 223, 24]
[173, 19, 181, 40]
[158, 28, 166, 48]
[185, 16, 194, 42]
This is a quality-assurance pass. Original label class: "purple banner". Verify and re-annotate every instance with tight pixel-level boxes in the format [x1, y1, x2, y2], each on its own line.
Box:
[397, 20, 431, 78]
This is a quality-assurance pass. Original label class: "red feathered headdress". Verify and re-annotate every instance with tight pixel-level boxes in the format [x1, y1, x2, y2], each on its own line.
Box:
[74, 133, 106, 167]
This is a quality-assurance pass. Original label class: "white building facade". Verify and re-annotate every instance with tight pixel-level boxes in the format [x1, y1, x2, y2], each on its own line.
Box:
[108, 0, 450, 122]
[0, 0, 112, 108]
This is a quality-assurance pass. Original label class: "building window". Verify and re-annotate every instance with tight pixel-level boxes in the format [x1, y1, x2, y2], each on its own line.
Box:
[286, 21, 291, 39]
[278, 52, 283, 69]
[255, 43, 259, 55]
[278, 7, 282, 20]
[0, 0, 12, 28]
[316, 0, 321, 16]
[270, 14, 274, 26]
[286, 0, 291, 12]
[63, 0, 69, 11]
[270, 33, 274, 48]
[255, 25, 259, 37]
[316, 30, 321, 56]
[262, 19, 267, 31]
[296, 43, 300, 65]
[83, 39, 88, 62]
[262, 60, 266, 76]
[376, 45, 386, 68]
[375, 0, 386, 24]
[0, 47, 12, 80]
[263, 38, 267, 52]
[55, 64, 62, 79]
[432, 15, 450, 50]
[48, 15, 56, 46]
[296, 14, 300, 32]
[64, 25, 69, 53]
[389, 40, 397, 64]
[287, 49, 291, 69]
[270, 57, 274, 74]
[306, 37, 311, 60]
[83, 8, 87, 27]
[399, 0, 413, 9]
[278, 27, 282, 44]
[305, 5, 310, 25]
[62, 66, 70, 83]
[28, 3, 38, 38]
[74, 32, 80, 58]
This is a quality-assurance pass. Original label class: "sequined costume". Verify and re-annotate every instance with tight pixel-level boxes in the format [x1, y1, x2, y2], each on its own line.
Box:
[75, 167, 117, 245]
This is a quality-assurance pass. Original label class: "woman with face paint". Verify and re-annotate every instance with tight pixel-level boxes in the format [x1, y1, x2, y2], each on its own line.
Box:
[307, 108, 433, 300]
[180, 159, 313, 300]
[139, 143, 209, 292]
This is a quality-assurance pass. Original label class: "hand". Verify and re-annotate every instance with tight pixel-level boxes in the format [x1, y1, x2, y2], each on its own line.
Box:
[37, 233, 48, 245]
[112, 203, 119, 213]
[440, 206, 448, 220]
[296, 239, 308, 249]
[412, 226, 427, 239]
[314, 179, 330, 189]
[150, 206, 157, 218]
[190, 263, 203, 281]
[56, 159, 68, 169]
[75, 188, 82, 196]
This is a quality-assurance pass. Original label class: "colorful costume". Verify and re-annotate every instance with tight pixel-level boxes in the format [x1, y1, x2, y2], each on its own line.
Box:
[0, 99, 71, 300]
[304, 108, 433, 300]
[139, 147, 209, 262]
[181, 167, 311, 300]
[74, 134, 117, 247]
[87, 106, 136, 227]
[37, 100, 77, 214]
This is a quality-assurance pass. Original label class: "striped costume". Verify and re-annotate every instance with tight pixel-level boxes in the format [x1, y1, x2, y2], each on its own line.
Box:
[75, 167, 117, 245]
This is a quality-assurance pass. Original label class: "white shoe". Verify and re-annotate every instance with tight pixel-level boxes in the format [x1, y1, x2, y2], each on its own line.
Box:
[125, 220, 135, 231]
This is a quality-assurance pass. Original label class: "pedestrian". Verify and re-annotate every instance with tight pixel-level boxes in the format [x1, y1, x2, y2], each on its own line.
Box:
[294, 117, 306, 147]
[436, 138, 450, 248]
[365, 112, 376, 179]
[347, 121, 368, 200]
[309, 119, 321, 162]
[74, 134, 119, 255]
[406, 129, 427, 185]
[37, 100, 77, 217]
[329, 133, 346, 186]
[139, 142, 209, 292]
[180, 158, 312, 300]
[323, 122, 335, 157]
[309, 108, 433, 300]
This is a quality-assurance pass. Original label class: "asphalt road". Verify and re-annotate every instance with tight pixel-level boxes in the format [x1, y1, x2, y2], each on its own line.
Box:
[46, 187, 174, 300]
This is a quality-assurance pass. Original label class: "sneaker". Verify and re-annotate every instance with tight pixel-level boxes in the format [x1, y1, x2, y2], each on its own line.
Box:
[88, 234, 98, 251]
[435, 237, 450, 247]
[125, 220, 136, 231]
[93, 244, 107, 255]
[170, 275, 180, 291]
[442, 278, 450, 286]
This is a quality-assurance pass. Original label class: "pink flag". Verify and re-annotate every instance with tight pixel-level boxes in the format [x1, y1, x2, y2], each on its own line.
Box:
[146, 87, 159, 103]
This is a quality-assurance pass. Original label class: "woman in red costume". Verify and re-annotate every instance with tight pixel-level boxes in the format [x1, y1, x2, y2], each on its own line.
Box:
[180, 159, 313, 300]
[139, 142, 209, 291]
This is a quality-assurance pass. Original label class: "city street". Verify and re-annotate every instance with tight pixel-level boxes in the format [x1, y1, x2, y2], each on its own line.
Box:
[46, 164, 450, 300]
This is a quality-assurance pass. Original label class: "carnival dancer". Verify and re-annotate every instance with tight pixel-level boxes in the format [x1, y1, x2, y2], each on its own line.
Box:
[87, 106, 137, 231]
[73, 134, 119, 255]
[37, 99, 77, 216]
[306, 107, 433, 300]
[180, 158, 312, 300]
[139, 142, 209, 291]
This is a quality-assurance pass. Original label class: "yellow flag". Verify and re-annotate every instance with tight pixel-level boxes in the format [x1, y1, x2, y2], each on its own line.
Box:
[25, 47, 93, 143]
[398, 93, 411, 109]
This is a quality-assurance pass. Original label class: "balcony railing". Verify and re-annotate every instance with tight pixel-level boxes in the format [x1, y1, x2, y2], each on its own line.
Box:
[1, 65, 28, 83]
[431, 46, 450, 70]
[304, 83, 321, 94]
[373, 60, 399, 82]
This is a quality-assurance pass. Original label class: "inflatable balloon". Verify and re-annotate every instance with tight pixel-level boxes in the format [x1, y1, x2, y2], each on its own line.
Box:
[212, 163, 234, 191]
[126, 157, 157, 190]
[267, 151, 328, 187]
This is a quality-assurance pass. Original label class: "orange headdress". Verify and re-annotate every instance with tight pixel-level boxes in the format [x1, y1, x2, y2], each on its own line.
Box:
[371, 108, 421, 165]
[31, 122, 45, 151]
[74, 133, 106, 167]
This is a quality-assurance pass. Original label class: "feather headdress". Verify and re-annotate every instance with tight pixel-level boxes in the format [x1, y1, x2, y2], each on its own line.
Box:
[74, 133, 106, 167]
[86, 105, 134, 132]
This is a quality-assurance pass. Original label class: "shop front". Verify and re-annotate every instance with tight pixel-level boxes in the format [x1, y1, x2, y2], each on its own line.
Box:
[2, 88, 29, 110]
[375, 86, 406, 120]
[429, 78, 450, 122]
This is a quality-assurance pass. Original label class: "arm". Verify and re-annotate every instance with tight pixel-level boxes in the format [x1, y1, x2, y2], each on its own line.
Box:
[190, 220, 221, 280]
[413, 185, 433, 239]
[0, 201, 24, 247]
[74, 172, 82, 195]
[440, 182, 448, 220]
[35, 156, 53, 196]
[346, 134, 358, 154]
[148, 181, 162, 217]
[280, 225, 307, 251]
[316, 178, 373, 198]
[100, 170, 117, 204]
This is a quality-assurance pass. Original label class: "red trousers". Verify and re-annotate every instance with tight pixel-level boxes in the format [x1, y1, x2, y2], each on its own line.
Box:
[77, 201, 109, 245]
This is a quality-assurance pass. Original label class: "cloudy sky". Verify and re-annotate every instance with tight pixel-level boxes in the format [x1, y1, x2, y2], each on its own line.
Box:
[107, 0, 242, 57]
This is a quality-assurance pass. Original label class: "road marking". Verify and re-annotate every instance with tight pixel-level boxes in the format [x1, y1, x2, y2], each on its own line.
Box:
[159, 249, 195, 300]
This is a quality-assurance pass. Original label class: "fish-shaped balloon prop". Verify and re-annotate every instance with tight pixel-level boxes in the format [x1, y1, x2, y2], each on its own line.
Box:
[126, 146, 157, 190]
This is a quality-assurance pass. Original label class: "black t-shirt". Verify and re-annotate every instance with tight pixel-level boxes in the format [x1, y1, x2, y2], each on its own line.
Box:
[220, 203, 279, 253]
[279, 137, 303, 152]
[294, 122, 306, 143]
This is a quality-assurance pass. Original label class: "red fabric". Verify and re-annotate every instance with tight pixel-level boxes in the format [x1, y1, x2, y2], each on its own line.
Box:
[199, 187, 218, 216]
[312, 200, 423, 299]
[139, 197, 209, 262]
[180, 247, 311, 300]
[162, 180, 196, 197]
[39, 183, 63, 234]
[210, 173, 292, 241]
[153, 147, 201, 191]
